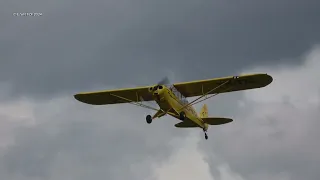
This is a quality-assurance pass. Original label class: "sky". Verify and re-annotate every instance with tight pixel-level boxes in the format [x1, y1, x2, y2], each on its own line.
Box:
[0, 0, 320, 180]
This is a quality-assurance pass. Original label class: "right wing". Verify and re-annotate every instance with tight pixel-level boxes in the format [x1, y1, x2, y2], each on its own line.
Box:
[74, 86, 153, 105]
[173, 74, 272, 97]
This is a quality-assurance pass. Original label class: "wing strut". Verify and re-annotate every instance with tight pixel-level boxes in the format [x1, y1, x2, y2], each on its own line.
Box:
[190, 87, 232, 106]
[189, 82, 235, 106]
[178, 78, 234, 111]
[110, 93, 159, 111]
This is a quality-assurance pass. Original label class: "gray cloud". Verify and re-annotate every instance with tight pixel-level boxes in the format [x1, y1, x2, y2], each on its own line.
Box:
[0, 45, 319, 180]
[200, 45, 320, 180]
[0, 98, 188, 180]
[1, 0, 320, 99]
[1, 1, 320, 180]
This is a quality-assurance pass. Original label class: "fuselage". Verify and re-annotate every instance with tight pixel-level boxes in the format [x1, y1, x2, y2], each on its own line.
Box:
[149, 85, 208, 130]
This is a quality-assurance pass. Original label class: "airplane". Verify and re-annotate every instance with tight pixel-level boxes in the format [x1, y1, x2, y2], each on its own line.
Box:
[74, 73, 273, 140]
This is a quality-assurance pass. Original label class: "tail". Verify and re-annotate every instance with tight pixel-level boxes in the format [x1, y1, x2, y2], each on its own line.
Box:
[199, 104, 233, 127]
[199, 104, 209, 131]
[199, 104, 208, 118]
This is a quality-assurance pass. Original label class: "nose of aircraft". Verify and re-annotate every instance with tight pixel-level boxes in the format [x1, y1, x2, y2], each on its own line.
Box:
[153, 89, 163, 96]
[152, 87, 164, 101]
[151, 85, 164, 95]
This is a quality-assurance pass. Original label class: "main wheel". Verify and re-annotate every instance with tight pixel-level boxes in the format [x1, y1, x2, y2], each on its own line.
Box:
[205, 133, 208, 140]
[146, 115, 152, 124]
[179, 111, 186, 120]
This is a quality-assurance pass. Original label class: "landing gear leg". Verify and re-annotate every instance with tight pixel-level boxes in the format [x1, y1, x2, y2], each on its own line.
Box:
[179, 111, 186, 120]
[203, 128, 208, 140]
[204, 133, 208, 140]
[146, 115, 152, 124]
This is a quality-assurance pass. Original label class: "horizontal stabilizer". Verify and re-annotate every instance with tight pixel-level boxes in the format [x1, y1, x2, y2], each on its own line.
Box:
[174, 121, 198, 128]
[202, 117, 233, 125]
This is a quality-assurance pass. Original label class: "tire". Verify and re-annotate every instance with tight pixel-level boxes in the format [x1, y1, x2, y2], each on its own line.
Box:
[179, 112, 186, 120]
[146, 115, 152, 124]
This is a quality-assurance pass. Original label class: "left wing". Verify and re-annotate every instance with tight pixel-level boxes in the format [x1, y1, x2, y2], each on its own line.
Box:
[173, 73, 272, 97]
[74, 86, 153, 105]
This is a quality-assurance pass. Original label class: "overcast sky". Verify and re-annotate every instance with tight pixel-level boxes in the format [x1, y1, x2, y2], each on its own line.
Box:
[1, 0, 320, 180]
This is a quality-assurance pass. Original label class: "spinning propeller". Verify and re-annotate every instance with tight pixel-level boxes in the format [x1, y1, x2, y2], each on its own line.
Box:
[148, 76, 171, 93]
[142, 76, 171, 101]
[156, 76, 170, 86]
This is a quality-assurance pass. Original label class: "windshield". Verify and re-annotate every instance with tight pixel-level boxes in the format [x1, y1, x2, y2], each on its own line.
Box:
[168, 85, 189, 105]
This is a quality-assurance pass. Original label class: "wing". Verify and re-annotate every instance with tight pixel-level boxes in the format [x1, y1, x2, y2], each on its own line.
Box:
[174, 121, 198, 128]
[202, 117, 233, 125]
[173, 73, 272, 97]
[74, 86, 153, 105]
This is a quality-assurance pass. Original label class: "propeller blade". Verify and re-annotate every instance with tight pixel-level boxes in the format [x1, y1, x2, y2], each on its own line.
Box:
[157, 76, 170, 85]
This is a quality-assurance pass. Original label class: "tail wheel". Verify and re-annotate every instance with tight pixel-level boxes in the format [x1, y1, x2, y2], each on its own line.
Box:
[203, 128, 208, 140]
[179, 111, 186, 120]
[146, 115, 152, 124]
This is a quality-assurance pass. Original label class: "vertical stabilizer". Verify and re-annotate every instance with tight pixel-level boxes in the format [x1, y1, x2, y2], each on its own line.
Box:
[199, 104, 208, 118]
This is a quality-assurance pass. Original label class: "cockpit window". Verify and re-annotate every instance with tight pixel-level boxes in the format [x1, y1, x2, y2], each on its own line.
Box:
[169, 85, 189, 105]
[159, 86, 163, 89]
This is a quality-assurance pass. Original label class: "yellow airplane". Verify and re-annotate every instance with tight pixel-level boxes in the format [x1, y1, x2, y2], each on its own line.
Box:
[74, 73, 273, 140]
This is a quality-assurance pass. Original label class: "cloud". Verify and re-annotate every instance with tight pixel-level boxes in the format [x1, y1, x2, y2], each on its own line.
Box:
[1, 0, 320, 98]
[202, 44, 320, 180]
[0, 41, 320, 180]
[0, 98, 35, 150]
[0, 95, 189, 180]
[149, 133, 214, 180]
[149, 132, 245, 180]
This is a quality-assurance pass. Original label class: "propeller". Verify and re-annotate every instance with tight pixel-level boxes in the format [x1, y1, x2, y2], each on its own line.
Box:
[156, 76, 170, 85]
[148, 76, 171, 93]
[141, 76, 171, 108]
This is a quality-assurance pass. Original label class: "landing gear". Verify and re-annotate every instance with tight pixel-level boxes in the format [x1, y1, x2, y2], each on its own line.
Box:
[146, 115, 152, 124]
[203, 128, 208, 140]
[179, 111, 186, 120]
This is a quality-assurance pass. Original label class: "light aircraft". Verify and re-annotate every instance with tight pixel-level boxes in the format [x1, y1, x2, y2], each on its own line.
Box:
[74, 73, 273, 140]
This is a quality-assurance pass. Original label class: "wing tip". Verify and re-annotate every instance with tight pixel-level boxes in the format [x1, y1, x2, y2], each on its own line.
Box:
[73, 93, 96, 105]
[248, 73, 273, 87]
[263, 73, 273, 87]
[73, 93, 85, 103]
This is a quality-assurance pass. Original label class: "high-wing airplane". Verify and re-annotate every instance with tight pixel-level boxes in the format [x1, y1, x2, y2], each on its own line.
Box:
[74, 73, 273, 140]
